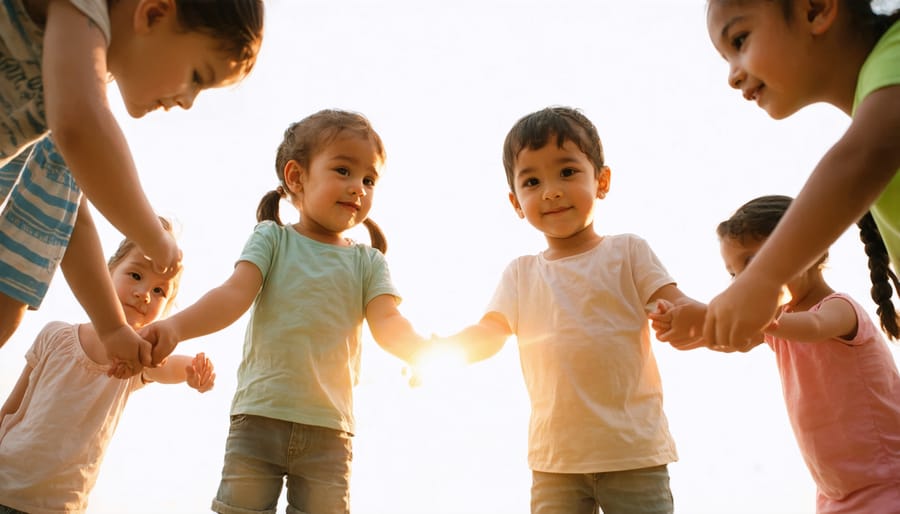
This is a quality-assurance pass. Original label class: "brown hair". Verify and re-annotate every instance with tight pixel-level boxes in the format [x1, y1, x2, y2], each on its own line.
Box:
[174, 0, 265, 81]
[256, 109, 389, 253]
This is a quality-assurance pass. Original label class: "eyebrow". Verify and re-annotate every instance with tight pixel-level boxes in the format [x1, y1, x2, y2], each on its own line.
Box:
[515, 156, 583, 177]
[332, 155, 380, 177]
[719, 15, 745, 42]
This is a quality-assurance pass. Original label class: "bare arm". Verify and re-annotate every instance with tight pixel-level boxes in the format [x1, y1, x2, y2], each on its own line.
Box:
[443, 311, 512, 364]
[42, 1, 178, 271]
[0, 364, 32, 421]
[143, 353, 216, 392]
[704, 85, 900, 349]
[767, 298, 858, 343]
[61, 199, 151, 375]
[366, 295, 428, 364]
[142, 261, 263, 364]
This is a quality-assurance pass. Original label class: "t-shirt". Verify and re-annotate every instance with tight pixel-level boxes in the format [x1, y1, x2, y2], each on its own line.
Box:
[230, 221, 400, 434]
[0, 0, 111, 164]
[855, 20, 900, 269]
[486, 234, 678, 473]
[766, 293, 900, 512]
[0, 322, 144, 514]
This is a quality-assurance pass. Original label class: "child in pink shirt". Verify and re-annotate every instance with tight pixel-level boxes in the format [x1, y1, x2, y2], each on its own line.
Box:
[652, 195, 900, 513]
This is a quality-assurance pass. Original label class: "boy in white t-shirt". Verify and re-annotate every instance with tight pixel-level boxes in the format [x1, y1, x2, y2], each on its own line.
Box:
[439, 106, 704, 514]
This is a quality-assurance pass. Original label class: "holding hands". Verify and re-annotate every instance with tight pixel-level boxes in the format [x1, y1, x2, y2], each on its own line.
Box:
[186, 352, 216, 393]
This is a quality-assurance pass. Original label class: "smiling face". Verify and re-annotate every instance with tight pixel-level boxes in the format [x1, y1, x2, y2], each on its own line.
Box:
[110, 249, 178, 329]
[509, 139, 609, 249]
[707, 0, 820, 119]
[109, 1, 243, 117]
[286, 132, 383, 244]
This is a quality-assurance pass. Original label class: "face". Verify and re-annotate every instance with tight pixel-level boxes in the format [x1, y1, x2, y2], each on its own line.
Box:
[286, 132, 383, 242]
[707, 0, 819, 119]
[720, 234, 801, 304]
[509, 139, 609, 242]
[110, 1, 243, 118]
[111, 249, 178, 329]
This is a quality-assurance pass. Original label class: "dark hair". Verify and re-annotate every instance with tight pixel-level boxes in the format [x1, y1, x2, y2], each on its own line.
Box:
[717, 194, 900, 339]
[107, 216, 181, 305]
[175, 0, 265, 80]
[256, 109, 389, 253]
[708, 0, 899, 44]
[502, 106, 606, 192]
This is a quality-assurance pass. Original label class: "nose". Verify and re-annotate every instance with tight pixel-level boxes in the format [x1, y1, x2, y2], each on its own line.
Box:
[176, 89, 198, 110]
[542, 186, 562, 200]
[348, 180, 367, 197]
[728, 62, 744, 89]
[133, 287, 151, 304]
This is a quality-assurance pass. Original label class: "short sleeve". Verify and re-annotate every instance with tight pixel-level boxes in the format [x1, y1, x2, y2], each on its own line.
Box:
[238, 221, 280, 280]
[485, 259, 518, 333]
[627, 235, 675, 308]
[363, 248, 401, 305]
[853, 21, 900, 113]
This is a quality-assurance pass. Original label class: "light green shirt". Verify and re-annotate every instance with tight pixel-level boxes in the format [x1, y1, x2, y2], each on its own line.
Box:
[854, 20, 900, 268]
[230, 221, 400, 434]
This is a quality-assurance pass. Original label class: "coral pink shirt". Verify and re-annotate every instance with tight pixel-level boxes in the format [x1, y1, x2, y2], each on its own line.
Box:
[766, 293, 900, 513]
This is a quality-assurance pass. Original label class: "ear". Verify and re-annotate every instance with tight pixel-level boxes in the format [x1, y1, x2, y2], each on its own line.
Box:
[596, 166, 611, 199]
[508, 191, 525, 219]
[133, 0, 175, 34]
[804, 0, 838, 36]
[283, 160, 306, 194]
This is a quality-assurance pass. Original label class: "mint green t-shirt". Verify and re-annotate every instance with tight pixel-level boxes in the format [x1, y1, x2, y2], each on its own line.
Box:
[854, 20, 900, 268]
[230, 221, 400, 434]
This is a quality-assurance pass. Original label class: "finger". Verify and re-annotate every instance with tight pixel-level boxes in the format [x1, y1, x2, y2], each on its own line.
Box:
[138, 339, 153, 367]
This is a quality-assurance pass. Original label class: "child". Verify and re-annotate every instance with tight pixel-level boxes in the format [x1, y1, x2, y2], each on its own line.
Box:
[436, 106, 704, 514]
[652, 194, 900, 513]
[140, 109, 428, 513]
[0, 218, 217, 514]
[702, 0, 900, 351]
[0, 0, 264, 374]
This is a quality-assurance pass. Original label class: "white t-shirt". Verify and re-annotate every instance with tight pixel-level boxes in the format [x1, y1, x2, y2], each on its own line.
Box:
[487, 234, 679, 473]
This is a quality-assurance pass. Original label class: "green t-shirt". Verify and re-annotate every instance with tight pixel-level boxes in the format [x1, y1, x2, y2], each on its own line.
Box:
[854, 20, 900, 268]
[230, 221, 400, 434]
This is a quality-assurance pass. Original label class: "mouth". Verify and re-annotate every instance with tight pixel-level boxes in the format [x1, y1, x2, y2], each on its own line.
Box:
[338, 202, 361, 212]
[542, 206, 571, 216]
[743, 84, 763, 102]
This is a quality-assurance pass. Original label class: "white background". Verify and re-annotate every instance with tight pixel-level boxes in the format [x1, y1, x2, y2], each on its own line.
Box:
[2, 1, 899, 513]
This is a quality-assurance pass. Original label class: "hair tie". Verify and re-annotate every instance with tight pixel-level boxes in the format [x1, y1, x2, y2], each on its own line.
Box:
[276, 185, 286, 197]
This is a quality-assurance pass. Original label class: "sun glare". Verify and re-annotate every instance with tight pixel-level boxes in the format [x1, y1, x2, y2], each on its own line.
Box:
[405, 343, 468, 387]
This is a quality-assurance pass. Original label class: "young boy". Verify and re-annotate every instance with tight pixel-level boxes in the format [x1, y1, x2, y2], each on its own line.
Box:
[0, 0, 263, 374]
[440, 107, 703, 513]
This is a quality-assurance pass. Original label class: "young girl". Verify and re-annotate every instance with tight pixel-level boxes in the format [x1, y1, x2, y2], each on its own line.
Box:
[702, 0, 900, 351]
[0, 0, 264, 376]
[654, 195, 900, 513]
[0, 218, 216, 514]
[140, 109, 428, 513]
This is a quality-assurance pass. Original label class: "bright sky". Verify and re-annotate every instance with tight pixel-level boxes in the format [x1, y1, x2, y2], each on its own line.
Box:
[2, 1, 899, 513]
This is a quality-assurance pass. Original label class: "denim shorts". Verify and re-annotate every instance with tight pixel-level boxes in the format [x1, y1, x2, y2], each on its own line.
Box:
[531, 464, 674, 514]
[0, 504, 28, 514]
[211, 414, 352, 514]
[0, 137, 79, 309]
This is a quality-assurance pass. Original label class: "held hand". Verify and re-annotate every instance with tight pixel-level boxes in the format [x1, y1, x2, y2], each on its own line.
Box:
[186, 352, 216, 393]
[102, 325, 151, 378]
[140, 230, 182, 275]
[649, 300, 708, 350]
[703, 274, 779, 352]
[139, 319, 181, 367]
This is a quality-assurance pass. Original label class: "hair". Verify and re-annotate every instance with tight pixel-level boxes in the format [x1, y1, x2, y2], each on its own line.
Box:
[256, 109, 389, 253]
[107, 217, 181, 311]
[174, 0, 265, 80]
[717, 195, 900, 339]
[502, 106, 606, 193]
[707, 0, 900, 45]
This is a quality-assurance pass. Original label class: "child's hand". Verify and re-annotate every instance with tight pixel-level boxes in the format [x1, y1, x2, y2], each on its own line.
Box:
[102, 325, 151, 378]
[649, 299, 708, 351]
[140, 230, 182, 275]
[186, 352, 215, 393]
[139, 319, 180, 367]
[704, 275, 778, 352]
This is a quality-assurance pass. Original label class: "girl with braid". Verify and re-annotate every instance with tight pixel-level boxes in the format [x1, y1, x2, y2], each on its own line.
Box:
[141, 109, 428, 513]
[652, 195, 900, 513]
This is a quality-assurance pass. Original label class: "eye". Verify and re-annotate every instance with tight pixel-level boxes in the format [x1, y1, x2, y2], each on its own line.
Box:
[192, 70, 203, 87]
[130, 271, 142, 281]
[363, 176, 376, 187]
[521, 177, 539, 188]
[731, 32, 747, 51]
[152, 286, 168, 298]
[334, 167, 350, 176]
[560, 167, 578, 178]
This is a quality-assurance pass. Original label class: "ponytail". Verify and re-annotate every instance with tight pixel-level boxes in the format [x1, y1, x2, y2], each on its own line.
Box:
[858, 211, 900, 339]
[364, 218, 387, 254]
[256, 189, 284, 225]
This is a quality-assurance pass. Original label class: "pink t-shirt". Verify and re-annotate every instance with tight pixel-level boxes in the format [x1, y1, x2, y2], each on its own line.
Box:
[766, 293, 900, 513]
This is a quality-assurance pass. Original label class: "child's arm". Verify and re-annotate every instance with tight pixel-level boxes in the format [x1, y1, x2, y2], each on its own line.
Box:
[704, 86, 900, 350]
[440, 312, 512, 364]
[365, 295, 429, 363]
[766, 297, 858, 343]
[0, 364, 33, 421]
[42, 1, 179, 272]
[61, 199, 151, 377]
[143, 353, 216, 393]
[141, 261, 263, 365]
